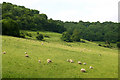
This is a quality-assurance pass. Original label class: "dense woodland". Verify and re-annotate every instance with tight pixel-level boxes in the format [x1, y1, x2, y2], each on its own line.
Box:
[0, 2, 119, 43]
[1, 2, 66, 36]
[62, 21, 119, 43]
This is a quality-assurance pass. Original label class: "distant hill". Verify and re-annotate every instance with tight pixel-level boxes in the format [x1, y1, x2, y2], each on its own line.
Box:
[1, 2, 66, 36]
[1, 2, 119, 43]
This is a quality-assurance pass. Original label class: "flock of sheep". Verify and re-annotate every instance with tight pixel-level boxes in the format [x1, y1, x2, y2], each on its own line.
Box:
[66, 59, 93, 72]
[2, 50, 94, 73]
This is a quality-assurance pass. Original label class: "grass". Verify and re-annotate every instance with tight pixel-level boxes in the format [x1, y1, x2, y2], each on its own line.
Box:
[2, 31, 118, 78]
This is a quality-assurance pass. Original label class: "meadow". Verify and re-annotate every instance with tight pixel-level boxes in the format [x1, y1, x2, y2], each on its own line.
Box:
[2, 31, 118, 78]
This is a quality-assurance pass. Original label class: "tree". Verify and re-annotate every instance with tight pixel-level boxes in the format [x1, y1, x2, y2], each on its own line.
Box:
[71, 29, 81, 42]
[61, 32, 72, 42]
[2, 18, 20, 37]
[117, 42, 120, 48]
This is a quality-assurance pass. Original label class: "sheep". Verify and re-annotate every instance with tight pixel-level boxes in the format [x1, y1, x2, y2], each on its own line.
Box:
[67, 59, 70, 62]
[78, 61, 82, 64]
[83, 63, 86, 65]
[41, 43, 43, 45]
[25, 54, 29, 57]
[3, 51, 6, 54]
[69, 59, 74, 63]
[90, 66, 93, 69]
[47, 59, 52, 63]
[25, 52, 27, 54]
[81, 68, 86, 72]
[38, 60, 41, 63]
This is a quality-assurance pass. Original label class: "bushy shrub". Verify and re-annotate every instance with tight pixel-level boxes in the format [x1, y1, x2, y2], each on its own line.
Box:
[20, 32, 25, 38]
[117, 42, 120, 48]
[71, 34, 80, 42]
[105, 41, 110, 45]
[26, 33, 32, 37]
[37, 32, 39, 35]
[36, 34, 44, 40]
[2, 19, 20, 37]
[98, 44, 102, 46]
[81, 40, 85, 43]
[61, 32, 72, 42]
[44, 35, 50, 38]
[71, 29, 81, 42]
[102, 44, 112, 48]
[103, 45, 107, 47]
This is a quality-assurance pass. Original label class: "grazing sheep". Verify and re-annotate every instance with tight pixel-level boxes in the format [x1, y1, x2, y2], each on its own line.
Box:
[25, 54, 29, 57]
[38, 60, 41, 63]
[25, 52, 27, 54]
[3, 51, 6, 54]
[69, 59, 74, 63]
[41, 43, 43, 45]
[90, 66, 93, 69]
[78, 61, 82, 64]
[47, 59, 52, 63]
[83, 63, 86, 65]
[67, 59, 70, 62]
[81, 68, 86, 72]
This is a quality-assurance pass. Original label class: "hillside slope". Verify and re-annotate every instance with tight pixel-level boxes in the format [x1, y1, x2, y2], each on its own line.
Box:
[2, 31, 118, 78]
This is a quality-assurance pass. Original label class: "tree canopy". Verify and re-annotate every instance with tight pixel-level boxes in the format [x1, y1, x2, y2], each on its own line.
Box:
[1, 2, 119, 43]
[63, 21, 119, 43]
[1, 2, 66, 37]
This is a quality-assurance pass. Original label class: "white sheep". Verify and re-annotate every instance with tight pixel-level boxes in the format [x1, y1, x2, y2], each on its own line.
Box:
[81, 68, 86, 72]
[3, 51, 6, 54]
[47, 59, 52, 63]
[83, 63, 86, 65]
[90, 66, 93, 69]
[67, 59, 70, 62]
[41, 43, 43, 45]
[38, 60, 41, 63]
[70, 59, 74, 63]
[78, 61, 82, 64]
[25, 54, 29, 57]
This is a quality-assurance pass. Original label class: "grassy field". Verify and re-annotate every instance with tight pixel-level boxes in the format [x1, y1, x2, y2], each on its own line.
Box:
[2, 31, 118, 78]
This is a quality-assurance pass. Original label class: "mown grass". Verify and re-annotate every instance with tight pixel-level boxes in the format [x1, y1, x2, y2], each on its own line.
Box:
[2, 31, 118, 78]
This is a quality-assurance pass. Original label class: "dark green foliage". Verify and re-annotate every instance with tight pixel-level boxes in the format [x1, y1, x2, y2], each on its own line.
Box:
[26, 33, 32, 37]
[61, 32, 72, 42]
[44, 35, 50, 38]
[117, 42, 120, 48]
[1, 2, 119, 43]
[2, 2, 66, 33]
[46, 19, 66, 33]
[64, 21, 119, 43]
[102, 44, 112, 48]
[36, 34, 44, 40]
[98, 44, 102, 46]
[20, 32, 25, 38]
[2, 18, 20, 37]
[105, 41, 110, 45]
[99, 44, 112, 48]
[71, 29, 81, 42]
[37, 32, 39, 35]
[98, 43, 113, 48]
[61, 29, 82, 42]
